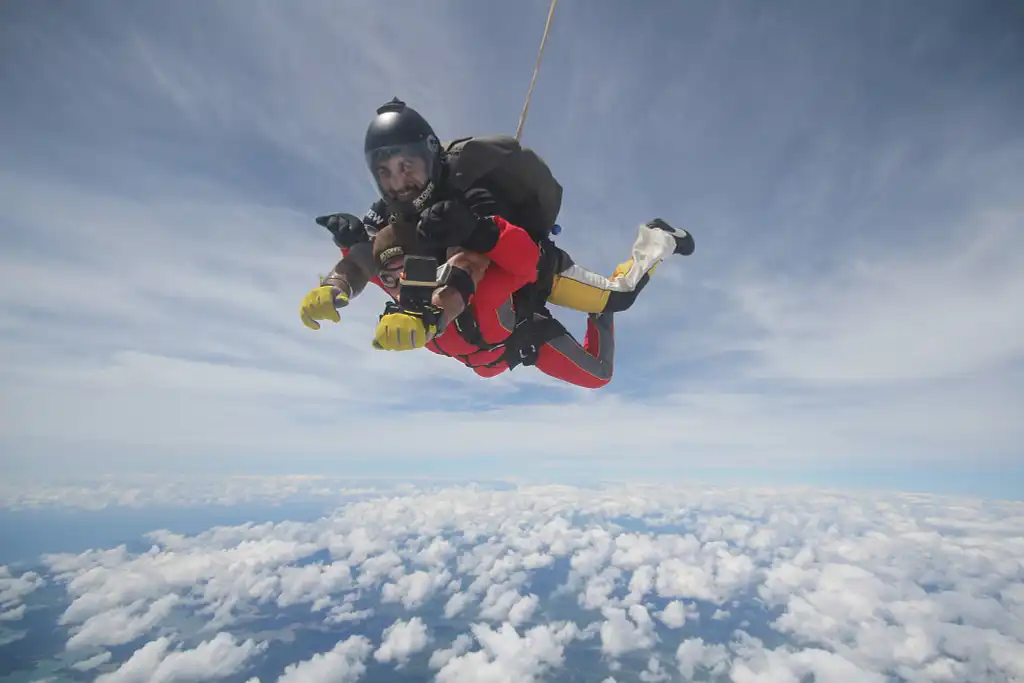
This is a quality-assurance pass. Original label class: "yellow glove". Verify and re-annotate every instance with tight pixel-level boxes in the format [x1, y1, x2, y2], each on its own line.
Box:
[372, 310, 439, 351]
[300, 285, 348, 330]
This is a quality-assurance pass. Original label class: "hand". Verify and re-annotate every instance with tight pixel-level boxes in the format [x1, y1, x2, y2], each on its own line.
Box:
[417, 200, 498, 252]
[431, 286, 468, 324]
[316, 212, 367, 249]
[447, 249, 491, 285]
[372, 309, 439, 351]
[300, 284, 348, 330]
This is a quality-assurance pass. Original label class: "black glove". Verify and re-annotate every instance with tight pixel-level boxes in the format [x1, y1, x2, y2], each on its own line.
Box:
[316, 212, 368, 249]
[417, 200, 499, 253]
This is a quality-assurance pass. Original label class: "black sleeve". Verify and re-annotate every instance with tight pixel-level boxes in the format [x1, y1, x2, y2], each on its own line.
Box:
[362, 199, 389, 238]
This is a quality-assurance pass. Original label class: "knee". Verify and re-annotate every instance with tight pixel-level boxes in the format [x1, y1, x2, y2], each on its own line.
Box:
[604, 273, 650, 313]
[551, 245, 574, 272]
[580, 372, 613, 389]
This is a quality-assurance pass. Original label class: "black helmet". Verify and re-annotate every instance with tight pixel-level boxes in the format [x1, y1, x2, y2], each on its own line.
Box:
[364, 97, 443, 215]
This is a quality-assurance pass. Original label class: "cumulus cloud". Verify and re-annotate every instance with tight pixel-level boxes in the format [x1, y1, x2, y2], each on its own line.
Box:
[277, 561, 353, 610]
[381, 569, 451, 610]
[374, 617, 429, 665]
[434, 622, 581, 683]
[66, 593, 180, 650]
[600, 605, 659, 658]
[276, 635, 372, 683]
[657, 600, 698, 628]
[325, 600, 373, 625]
[676, 638, 730, 680]
[71, 651, 113, 671]
[428, 633, 474, 670]
[640, 655, 671, 682]
[0, 565, 45, 621]
[443, 591, 473, 619]
[93, 632, 265, 683]
[2, 481, 1020, 683]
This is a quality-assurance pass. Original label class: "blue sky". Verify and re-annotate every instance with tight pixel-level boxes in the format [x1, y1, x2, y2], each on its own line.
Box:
[1, 0, 1022, 496]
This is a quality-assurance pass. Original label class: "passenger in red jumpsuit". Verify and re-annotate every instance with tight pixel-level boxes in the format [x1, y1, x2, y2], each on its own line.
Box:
[367, 212, 616, 389]
[299, 98, 693, 389]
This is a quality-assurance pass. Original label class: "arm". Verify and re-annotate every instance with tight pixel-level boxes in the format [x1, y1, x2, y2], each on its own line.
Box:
[315, 202, 390, 298]
[322, 241, 375, 299]
[425, 185, 540, 283]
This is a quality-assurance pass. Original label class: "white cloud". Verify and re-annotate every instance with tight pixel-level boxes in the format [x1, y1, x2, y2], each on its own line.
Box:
[729, 643, 889, 683]
[444, 591, 473, 619]
[599, 605, 659, 658]
[676, 638, 730, 680]
[71, 651, 113, 671]
[66, 593, 180, 650]
[414, 538, 457, 567]
[434, 622, 581, 683]
[0, 605, 27, 621]
[276, 635, 372, 683]
[374, 617, 430, 665]
[580, 567, 622, 610]
[657, 600, 697, 628]
[94, 632, 265, 683]
[0, 566, 45, 621]
[507, 593, 540, 627]
[324, 593, 373, 625]
[3, 481, 1020, 682]
[428, 633, 474, 670]
[381, 569, 451, 610]
[478, 584, 535, 624]
[639, 655, 671, 682]
[277, 561, 353, 610]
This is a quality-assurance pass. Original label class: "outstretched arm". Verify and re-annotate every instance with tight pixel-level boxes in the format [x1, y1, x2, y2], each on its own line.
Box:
[322, 241, 375, 299]
[417, 190, 540, 284]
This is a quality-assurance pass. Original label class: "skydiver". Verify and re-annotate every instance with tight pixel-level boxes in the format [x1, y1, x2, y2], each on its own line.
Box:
[299, 98, 694, 387]
[368, 220, 619, 388]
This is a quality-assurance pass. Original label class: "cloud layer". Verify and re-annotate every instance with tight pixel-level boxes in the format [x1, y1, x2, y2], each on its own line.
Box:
[2, 481, 1021, 682]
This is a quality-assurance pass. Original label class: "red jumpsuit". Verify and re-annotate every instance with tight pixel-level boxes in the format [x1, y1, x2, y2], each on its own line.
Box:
[344, 216, 615, 388]
[425, 217, 615, 389]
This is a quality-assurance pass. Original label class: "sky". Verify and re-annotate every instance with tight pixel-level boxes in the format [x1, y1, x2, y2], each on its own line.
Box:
[1, 0, 1023, 497]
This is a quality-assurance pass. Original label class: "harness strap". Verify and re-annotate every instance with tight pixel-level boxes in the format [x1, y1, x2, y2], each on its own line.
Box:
[440, 238, 565, 370]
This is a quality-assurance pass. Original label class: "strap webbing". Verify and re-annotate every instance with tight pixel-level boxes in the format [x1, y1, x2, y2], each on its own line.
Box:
[515, 0, 559, 142]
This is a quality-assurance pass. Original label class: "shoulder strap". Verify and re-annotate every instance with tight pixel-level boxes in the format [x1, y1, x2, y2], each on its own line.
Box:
[444, 135, 521, 190]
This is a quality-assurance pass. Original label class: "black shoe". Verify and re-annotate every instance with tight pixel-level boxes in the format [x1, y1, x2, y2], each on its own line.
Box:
[648, 218, 695, 256]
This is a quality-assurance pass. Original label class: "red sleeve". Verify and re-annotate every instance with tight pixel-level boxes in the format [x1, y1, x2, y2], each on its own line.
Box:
[478, 216, 539, 284]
